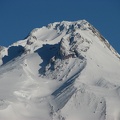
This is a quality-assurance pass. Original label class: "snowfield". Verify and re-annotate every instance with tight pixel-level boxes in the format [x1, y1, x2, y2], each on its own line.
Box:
[0, 20, 120, 120]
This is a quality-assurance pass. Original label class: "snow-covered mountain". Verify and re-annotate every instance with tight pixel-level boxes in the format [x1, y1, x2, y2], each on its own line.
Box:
[0, 20, 120, 120]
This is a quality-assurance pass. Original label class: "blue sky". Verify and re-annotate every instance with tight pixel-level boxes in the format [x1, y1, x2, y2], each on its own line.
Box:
[0, 0, 120, 53]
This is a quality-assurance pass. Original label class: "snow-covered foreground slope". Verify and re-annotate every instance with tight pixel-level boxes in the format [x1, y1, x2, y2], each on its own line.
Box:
[0, 20, 120, 120]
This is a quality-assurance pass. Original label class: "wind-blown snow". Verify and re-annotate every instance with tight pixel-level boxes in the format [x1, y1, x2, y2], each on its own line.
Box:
[0, 20, 120, 120]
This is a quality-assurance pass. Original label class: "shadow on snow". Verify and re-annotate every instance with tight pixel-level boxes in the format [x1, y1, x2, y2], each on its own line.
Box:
[35, 43, 59, 74]
[2, 45, 24, 65]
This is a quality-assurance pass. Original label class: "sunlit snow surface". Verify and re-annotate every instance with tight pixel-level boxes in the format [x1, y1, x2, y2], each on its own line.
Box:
[0, 20, 120, 120]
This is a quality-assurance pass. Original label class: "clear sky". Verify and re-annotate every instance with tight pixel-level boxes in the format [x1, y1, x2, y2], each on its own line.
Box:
[0, 0, 120, 53]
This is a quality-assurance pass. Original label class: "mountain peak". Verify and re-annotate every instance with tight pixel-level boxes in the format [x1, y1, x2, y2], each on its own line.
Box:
[0, 20, 119, 66]
[46, 19, 89, 31]
[0, 20, 120, 120]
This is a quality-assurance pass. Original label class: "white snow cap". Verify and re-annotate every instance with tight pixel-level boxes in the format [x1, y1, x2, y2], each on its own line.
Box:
[0, 20, 120, 120]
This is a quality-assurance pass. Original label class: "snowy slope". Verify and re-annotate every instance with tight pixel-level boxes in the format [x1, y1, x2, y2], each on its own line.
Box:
[0, 20, 120, 120]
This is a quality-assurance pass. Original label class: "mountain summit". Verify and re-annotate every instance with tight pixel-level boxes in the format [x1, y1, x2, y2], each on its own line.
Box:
[0, 20, 120, 120]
